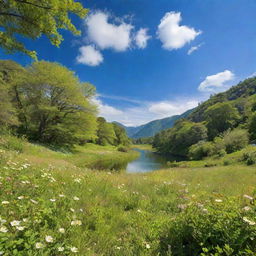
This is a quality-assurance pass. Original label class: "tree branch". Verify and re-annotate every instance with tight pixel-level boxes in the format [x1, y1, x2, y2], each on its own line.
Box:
[13, 0, 52, 10]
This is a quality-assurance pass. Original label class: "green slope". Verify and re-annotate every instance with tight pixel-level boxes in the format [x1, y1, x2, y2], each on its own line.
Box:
[116, 109, 194, 138]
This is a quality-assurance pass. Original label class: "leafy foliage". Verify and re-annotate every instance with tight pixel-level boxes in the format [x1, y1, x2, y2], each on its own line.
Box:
[0, 0, 88, 58]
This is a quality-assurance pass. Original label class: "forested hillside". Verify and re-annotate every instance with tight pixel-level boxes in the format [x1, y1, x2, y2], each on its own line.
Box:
[153, 77, 256, 162]
[118, 109, 193, 139]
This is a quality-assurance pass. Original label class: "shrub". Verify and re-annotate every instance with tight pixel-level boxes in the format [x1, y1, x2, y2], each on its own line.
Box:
[117, 145, 129, 152]
[189, 141, 215, 160]
[157, 198, 256, 256]
[222, 129, 249, 154]
[243, 148, 256, 165]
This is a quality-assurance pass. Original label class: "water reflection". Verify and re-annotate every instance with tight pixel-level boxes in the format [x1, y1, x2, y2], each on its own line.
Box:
[126, 148, 168, 173]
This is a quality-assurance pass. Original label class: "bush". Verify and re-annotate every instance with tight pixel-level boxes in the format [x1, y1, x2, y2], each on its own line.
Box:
[243, 148, 256, 165]
[222, 129, 249, 154]
[117, 145, 129, 152]
[189, 141, 215, 160]
[158, 199, 256, 256]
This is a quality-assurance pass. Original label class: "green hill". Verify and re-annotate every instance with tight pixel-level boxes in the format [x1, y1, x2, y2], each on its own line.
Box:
[116, 109, 194, 139]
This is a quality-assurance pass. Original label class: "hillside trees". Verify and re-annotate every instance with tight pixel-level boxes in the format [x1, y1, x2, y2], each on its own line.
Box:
[0, 0, 88, 58]
[205, 102, 240, 140]
[0, 60, 25, 128]
[153, 120, 208, 156]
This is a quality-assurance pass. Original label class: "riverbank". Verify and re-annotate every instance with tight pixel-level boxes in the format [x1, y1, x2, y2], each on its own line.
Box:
[0, 135, 139, 170]
[0, 137, 255, 255]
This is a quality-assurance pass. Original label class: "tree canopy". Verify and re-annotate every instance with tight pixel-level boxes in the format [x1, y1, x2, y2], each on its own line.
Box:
[0, 0, 88, 58]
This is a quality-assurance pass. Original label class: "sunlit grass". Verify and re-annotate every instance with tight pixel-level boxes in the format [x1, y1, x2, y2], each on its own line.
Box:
[0, 136, 255, 255]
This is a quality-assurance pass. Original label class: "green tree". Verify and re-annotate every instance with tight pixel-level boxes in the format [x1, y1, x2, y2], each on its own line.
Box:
[153, 120, 208, 157]
[222, 128, 249, 153]
[96, 117, 117, 146]
[0, 0, 88, 58]
[0, 60, 25, 128]
[249, 113, 256, 142]
[113, 123, 130, 146]
[11, 61, 97, 146]
[205, 102, 240, 140]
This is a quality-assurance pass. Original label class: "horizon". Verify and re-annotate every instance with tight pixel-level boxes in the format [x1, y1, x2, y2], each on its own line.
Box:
[1, 0, 256, 126]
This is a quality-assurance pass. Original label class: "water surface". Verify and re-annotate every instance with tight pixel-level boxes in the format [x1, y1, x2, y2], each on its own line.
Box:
[126, 148, 168, 173]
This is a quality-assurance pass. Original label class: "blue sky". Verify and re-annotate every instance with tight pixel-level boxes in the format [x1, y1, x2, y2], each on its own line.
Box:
[1, 0, 256, 126]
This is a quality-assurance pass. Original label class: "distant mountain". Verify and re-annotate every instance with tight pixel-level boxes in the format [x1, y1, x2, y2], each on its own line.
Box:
[114, 109, 194, 139]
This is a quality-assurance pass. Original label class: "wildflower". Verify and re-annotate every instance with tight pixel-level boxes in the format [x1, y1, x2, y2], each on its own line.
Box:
[23, 218, 28, 222]
[73, 196, 80, 201]
[59, 194, 65, 198]
[145, 243, 151, 249]
[74, 178, 81, 183]
[178, 204, 187, 210]
[70, 247, 79, 253]
[137, 209, 142, 213]
[243, 194, 254, 201]
[50, 199, 56, 202]
[59, 228, 65, 233]
[35, 242, 44, 249]
[16, 226, 25, 231]
[243, 217, 256, 226]
[71, 220, 82, 226]
[70, 208, 75, 212]
[0, 251, 3, 255]
[0, 226, 8, 233]
[58, 247, 64, 252]
[215, 199, 222, 203]
[116, 246, 121, 250]
[10, 220, 21, 226]
[17, 196, 24, 200]
[202, 208, 208, 213]
[2, 201, 9, 205]
[30, 199, 38, 204]
[0, 218, 6, 224]
[243, 206, 251, 212]
[45, 235, 54, 243]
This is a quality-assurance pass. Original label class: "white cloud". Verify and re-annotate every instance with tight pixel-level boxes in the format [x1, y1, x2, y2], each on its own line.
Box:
[148, 100, 198, 118]
[92, 96, 199, 126]
[157, 12, 201, 50]
[76, 45, 103, 66]
[198, 70, 235, 92]
[92, 97, 124, 120]
[135, 28, 151, 49]
[85, 11, 133, 52]
[188, 43, 203, 55]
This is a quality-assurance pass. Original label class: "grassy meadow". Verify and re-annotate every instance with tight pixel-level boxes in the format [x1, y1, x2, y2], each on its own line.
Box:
[0, 136, 256, 255]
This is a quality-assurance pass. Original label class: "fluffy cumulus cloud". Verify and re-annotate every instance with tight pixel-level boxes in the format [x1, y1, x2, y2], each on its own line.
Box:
[198, 70, 235, 92]
[92, 95, 199, 126]
[85, 11, 134, 52]
[135, 28, 151, 49]
[157, 12, 201, 50]
[76, 45, 103, 66]
[91, 97, 124, 120]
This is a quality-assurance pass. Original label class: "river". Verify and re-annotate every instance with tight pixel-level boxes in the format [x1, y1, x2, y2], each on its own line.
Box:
[126, 148, 169, 173]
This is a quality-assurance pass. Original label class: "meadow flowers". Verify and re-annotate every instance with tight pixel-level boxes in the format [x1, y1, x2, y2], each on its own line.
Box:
[0, 226, 8, 233]
[71, 220, 82, 226]
[10, 220, 21, 226]
[35, 242, 44, 249]
[59, 228, 65, 233]
[70, 247, 79, 253]
[243, 217, 256, 226]
[45, 235, 54, 243]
